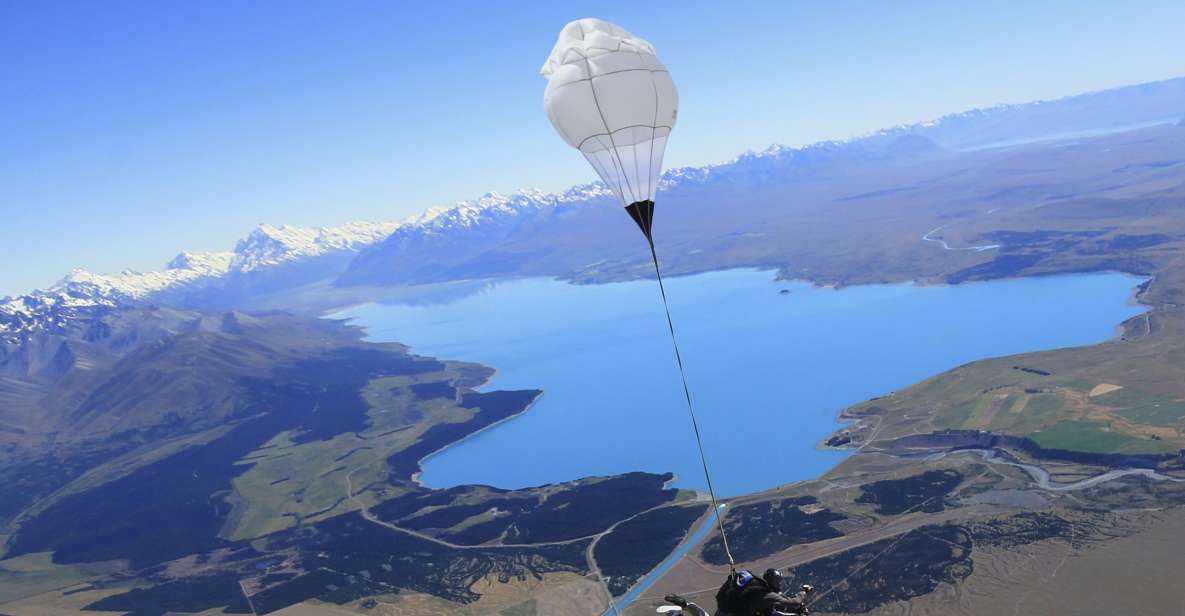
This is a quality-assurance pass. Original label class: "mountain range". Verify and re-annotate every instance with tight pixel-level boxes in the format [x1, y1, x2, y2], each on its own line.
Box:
[3, 77, 1182, 341]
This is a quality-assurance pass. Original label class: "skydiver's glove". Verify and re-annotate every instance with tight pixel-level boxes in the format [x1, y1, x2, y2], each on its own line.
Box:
[664, 594, 689, 608]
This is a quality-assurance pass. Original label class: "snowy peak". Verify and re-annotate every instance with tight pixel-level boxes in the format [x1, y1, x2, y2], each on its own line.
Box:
[231, 221, 399, 271]
[408, 191, 553, 232]
[166, 251, 234, 274]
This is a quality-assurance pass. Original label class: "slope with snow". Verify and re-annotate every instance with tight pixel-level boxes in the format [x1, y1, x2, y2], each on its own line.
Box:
[230, 222, 399, 272]
[0, 221, 399, 338]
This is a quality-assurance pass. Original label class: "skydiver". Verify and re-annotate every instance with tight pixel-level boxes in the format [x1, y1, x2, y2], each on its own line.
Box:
[663, 568, 814, 616]
[754, 569, 813, 615]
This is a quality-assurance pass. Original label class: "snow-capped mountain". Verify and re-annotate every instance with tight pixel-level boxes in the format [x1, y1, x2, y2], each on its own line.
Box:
[0, 221, 400, 338]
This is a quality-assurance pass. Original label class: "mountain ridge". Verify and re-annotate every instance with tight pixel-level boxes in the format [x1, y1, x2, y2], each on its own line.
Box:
[5, 76, 1183, 336]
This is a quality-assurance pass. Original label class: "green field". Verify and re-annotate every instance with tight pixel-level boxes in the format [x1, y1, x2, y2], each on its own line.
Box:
[224, 370, 474, 540]
[1095, 389, 1185, 427]
[0, 552, 124, 604]
[1029, 420, 1174, 454]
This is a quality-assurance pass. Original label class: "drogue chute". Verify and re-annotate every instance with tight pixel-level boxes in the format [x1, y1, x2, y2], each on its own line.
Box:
[541, 17, 678, 239]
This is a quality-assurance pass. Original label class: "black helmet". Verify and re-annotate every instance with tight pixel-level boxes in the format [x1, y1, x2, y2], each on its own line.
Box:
[763, 568, 785, 591]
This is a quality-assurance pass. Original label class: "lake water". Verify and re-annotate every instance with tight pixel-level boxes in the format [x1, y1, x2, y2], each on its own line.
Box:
[332, 269, 1146, 496]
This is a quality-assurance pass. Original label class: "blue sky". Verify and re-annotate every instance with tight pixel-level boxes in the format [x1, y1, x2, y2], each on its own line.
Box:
[3, 1, 1184, 297]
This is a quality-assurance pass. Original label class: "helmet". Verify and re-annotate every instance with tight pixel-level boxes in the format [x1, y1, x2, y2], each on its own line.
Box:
[763, 568, 785, 591]
[735, 570, 756, 587]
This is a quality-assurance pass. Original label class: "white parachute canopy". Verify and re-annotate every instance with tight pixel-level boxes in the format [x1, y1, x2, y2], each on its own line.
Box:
[541, 18, 678, 209]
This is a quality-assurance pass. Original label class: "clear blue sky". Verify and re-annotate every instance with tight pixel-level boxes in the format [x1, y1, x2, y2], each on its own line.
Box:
[3, 1, 1184, 297]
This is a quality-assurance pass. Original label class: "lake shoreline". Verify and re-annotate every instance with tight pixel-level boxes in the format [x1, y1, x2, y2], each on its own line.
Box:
[408, 380, 544, 490]
[327, 268, 1151, 479]
[333, 268, 1145, 498]
[819, 270, 1154, 459]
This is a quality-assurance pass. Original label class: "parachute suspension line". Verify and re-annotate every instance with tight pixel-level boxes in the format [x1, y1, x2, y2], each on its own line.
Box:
[643, 231, 737, 571]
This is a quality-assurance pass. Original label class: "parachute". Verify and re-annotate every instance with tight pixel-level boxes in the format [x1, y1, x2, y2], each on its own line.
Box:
[540, 18, 678, 239]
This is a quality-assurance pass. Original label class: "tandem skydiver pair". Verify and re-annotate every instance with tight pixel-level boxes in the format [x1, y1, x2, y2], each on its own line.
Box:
[660, 568, 813, 616]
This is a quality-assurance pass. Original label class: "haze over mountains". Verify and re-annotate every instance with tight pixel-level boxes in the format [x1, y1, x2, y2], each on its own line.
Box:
[3, 77, 1182, 342]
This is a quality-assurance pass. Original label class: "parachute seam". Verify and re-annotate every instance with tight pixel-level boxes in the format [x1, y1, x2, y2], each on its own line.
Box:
[586, 74, 637, 202]
[547, 68, 670, 92]
[576, 124, 673, 150]
[571, 39, 639, 203]
[632, 142, 642, 205]
[634, 45, 648, 200]
[648, 76, 660, 203]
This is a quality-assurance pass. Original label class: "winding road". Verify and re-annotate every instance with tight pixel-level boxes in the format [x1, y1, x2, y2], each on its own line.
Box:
[344, 467, 697, 551]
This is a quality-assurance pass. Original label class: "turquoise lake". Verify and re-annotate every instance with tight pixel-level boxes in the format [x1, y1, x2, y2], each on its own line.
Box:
[332, 269, 1146, 496]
